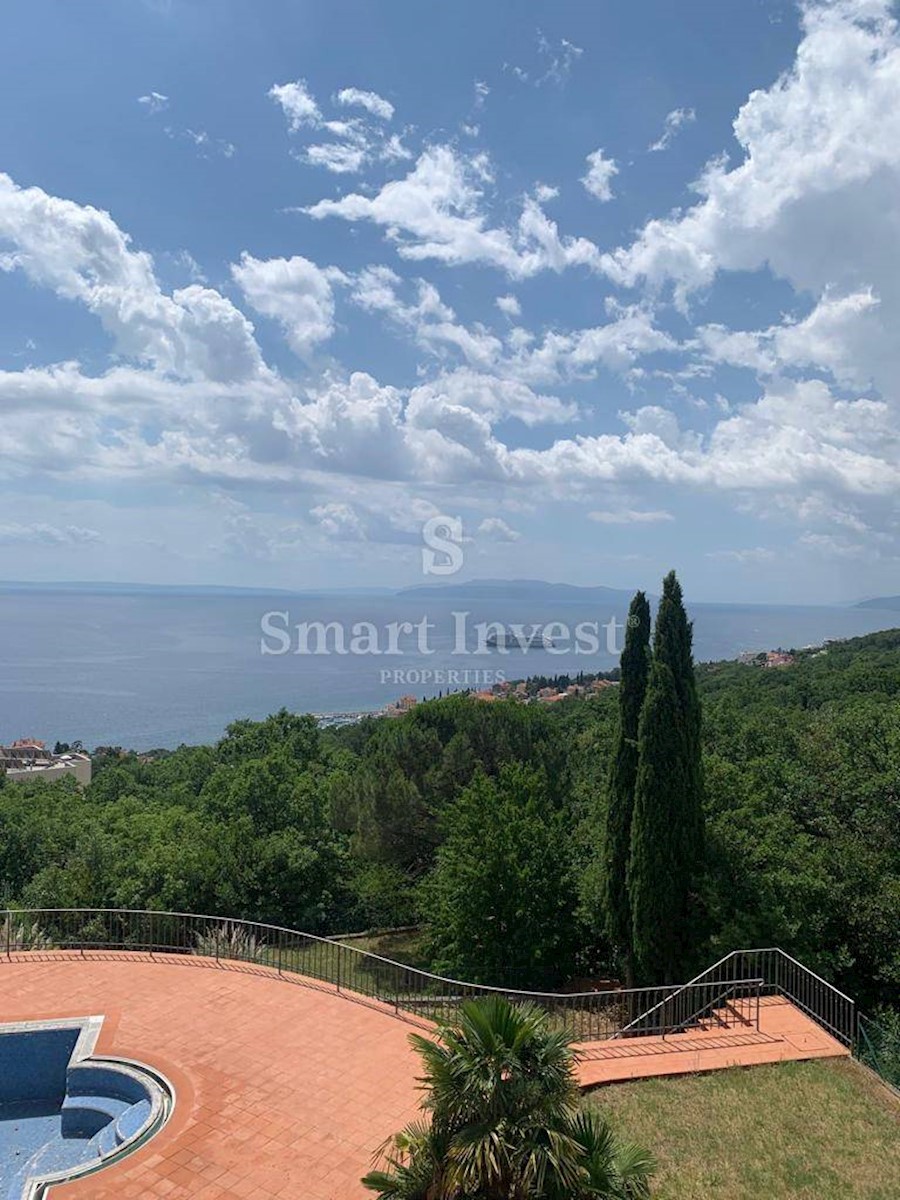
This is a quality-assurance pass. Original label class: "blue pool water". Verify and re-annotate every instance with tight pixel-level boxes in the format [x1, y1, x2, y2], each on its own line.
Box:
[0, 1020, 166, 1198]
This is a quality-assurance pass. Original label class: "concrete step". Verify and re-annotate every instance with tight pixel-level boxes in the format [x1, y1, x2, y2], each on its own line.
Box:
[60, 1092, 130, 1138]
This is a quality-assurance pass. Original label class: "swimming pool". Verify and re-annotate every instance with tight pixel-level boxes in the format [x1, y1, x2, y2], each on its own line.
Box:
[0, 1017, 173, 1199]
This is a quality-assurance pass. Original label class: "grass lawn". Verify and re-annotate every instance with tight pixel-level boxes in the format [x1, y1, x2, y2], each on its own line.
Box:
[337, 927, 430, 969]
[587, 1059, 900, 1200]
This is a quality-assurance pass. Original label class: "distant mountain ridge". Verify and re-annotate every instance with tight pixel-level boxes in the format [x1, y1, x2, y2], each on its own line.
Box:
[856, 596, 900, 611]
[0, 580, 393, 597]
[0, 577, 640, 603]
[3, 577, 890, 609]
[397, 578, 640, 602]
[0, 580, 295, 596]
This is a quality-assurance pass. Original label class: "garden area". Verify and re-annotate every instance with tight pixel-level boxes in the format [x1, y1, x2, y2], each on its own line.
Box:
[589, 1060, 900, 1200]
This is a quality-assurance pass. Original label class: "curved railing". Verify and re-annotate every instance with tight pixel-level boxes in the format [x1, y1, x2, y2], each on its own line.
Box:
[0, 908, 762, 1043]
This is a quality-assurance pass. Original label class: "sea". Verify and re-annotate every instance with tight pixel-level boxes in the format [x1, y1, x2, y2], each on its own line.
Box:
[0, 587, 896, 751]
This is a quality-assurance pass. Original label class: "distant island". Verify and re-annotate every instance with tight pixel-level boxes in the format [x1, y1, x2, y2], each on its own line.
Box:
[856, 596, 900, 611]
[397, 578, 639, 603]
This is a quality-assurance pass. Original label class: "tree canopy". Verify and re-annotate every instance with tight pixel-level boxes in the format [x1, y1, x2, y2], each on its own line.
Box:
[1, 624, 899, 1014]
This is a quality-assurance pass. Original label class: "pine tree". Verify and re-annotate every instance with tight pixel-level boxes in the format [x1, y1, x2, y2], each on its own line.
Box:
[628, 571, 705, 984]
[602, 590, 651, 983]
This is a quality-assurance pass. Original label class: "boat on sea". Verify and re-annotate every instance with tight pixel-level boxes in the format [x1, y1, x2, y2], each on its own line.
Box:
[485, 628, 555, 650]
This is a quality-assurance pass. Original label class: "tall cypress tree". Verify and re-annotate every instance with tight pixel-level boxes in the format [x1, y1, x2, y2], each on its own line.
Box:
[654, 570, 704, 870]
[602, 591, 651, 983]
[628, 659, 687, 984]
[629, 571, 705, 984]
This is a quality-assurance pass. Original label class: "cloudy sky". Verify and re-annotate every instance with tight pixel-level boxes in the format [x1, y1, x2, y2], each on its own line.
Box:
[1, 0, 898, 602]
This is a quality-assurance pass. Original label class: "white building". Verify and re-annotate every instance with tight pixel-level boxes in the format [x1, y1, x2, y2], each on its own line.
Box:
[1, 740, 92, 787]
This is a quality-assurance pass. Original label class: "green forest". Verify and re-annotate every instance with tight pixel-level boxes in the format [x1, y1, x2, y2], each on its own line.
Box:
[2, 618, 899, 1015]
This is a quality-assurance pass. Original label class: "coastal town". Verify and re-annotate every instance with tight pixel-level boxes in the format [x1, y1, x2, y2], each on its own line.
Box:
[0, 639, 834, 765]
[326, 639, 831, 727]
[379, 673, 619, 719]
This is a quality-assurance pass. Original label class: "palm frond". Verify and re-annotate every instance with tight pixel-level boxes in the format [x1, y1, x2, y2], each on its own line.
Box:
[610, 1140, 656, 1199]
[365, 998, 653, 1200]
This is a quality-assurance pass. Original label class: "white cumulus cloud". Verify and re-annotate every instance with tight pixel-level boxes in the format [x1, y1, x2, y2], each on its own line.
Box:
[335, 87, 394, 121]
[602, 0, 900, 328]
[269, 80, 321, 131]
[305, 145, 601, 278]
[0, 173, 266, 384]
[231, 253, 339, 356]
[272, 80, 408, 174]
[496, 294, 521, 318]
[477, 516, 521, 541]
[8, 23, 900, 580]
[582, 148, 618, 201]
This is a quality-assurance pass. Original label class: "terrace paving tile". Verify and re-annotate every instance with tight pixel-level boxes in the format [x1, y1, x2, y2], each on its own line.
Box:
[0, 956, 850, 1197]
[575, 996, 849, 1088]
[0, 956, 423, 1200]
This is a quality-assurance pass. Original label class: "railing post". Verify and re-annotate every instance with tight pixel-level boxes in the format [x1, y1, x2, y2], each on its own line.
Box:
[214, 925, 220, 964]
[336, 944, 342, 993]
[5, 913, 10, 959]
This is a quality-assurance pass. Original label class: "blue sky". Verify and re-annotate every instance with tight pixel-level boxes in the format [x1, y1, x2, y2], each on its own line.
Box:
[1, 0, 898, 602]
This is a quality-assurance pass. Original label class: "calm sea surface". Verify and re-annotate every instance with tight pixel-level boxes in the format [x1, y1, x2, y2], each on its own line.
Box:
[0, 589, 895, 750]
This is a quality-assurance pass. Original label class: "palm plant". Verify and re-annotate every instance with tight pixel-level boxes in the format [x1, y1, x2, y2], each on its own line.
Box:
[363, 995, 654, 1200]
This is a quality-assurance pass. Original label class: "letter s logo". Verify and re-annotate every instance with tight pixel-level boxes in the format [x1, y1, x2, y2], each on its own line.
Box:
[422, 515, 464, 576]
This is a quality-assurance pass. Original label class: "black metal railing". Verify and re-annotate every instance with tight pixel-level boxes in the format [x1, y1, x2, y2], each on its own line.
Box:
[666, 978, 762, 1038]
[619, 947, 857, 1048]
[0, 908, 760, 1043]
[615, 978, 762, 1040]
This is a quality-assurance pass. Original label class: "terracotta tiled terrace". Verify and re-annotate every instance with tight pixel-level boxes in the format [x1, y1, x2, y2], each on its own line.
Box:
[0, 953, 849, 1200]
[577, 995, 848, 1087]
